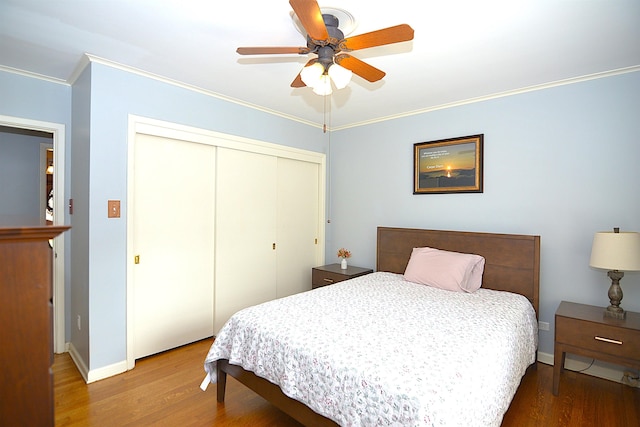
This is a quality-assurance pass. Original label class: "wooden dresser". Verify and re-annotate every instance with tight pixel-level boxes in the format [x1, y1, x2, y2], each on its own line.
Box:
[0, 222, 70, 426]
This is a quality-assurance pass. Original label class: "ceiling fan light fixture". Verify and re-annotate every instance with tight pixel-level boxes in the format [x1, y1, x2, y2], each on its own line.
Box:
[300, 62, 325, 87]
[239, 0, 415, 96]
[328, 63, 352, 89]
[312, 74, 333, 96]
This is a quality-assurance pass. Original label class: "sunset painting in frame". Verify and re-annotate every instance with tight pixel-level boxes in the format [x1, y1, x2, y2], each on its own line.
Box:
[413, 134, 483, 194]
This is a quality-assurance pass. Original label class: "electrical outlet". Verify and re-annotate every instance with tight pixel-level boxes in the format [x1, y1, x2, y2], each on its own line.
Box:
[538, 321, 550, 331]
[77, 314, 81, 331]
[622, 371, 640, 388]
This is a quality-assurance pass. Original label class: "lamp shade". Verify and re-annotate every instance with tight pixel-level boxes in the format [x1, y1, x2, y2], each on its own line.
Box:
[300, 62, 325, 88]
[327, 63, 352, 89]
[589, 231, 640, 271]
[312, 74, 332, 95]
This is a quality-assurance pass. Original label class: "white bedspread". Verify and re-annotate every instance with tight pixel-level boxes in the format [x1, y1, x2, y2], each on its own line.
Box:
[204, 272, 538, 426]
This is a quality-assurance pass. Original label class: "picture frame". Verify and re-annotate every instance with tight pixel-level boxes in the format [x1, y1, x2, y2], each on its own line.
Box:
[413, 134, 483, 194]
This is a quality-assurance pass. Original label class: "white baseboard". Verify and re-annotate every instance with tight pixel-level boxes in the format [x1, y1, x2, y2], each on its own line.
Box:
[67, 342, 89, 383]
[86, 360, 128, 384]
[537, 351, 635, 384]
[67, 342, 128, 384]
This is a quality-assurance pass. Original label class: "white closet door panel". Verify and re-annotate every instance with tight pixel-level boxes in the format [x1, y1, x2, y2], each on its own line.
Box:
[133, 134, 215, 359]
[276, 158, 320, 298]
[215, 148, 277, 333]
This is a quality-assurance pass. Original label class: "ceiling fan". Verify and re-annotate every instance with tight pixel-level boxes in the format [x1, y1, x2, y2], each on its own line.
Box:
[236, 0, 414, 94]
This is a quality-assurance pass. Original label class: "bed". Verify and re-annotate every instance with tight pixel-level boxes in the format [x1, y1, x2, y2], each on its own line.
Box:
[204, 227, 540, 426]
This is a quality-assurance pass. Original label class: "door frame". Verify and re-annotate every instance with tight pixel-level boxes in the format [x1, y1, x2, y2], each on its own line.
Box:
[126, 115, 326, 369]
[0, 114, 66, 353]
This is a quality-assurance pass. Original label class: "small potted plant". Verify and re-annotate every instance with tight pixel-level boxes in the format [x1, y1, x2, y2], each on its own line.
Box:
[337, 248, 351, 269]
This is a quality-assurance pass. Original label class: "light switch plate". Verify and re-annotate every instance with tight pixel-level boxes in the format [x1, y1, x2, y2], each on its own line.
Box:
[108, 200, 121, 218]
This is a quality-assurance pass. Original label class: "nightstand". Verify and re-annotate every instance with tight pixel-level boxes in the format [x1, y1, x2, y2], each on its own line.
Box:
[553, 301, 640, 395]
[311, 264, 373, 289]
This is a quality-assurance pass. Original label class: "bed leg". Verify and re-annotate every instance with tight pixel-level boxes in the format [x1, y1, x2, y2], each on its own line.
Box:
[217, 361, 228, 403]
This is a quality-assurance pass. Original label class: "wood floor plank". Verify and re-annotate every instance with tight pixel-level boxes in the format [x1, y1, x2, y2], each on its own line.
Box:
[54, 339, 640, 426]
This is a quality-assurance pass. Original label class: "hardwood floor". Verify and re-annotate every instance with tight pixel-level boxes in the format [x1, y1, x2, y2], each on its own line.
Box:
[54, 339, 640, 426]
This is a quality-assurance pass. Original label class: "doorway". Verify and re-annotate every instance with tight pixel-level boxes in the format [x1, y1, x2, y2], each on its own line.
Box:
[0, 115, 66, 353]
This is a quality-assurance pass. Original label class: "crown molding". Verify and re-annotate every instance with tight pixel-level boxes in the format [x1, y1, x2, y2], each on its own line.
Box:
[66, 54, 92, 86]
[81, 54, 323, 130]
[332, 65, 640, 131]
[3, 56, 637, 133]
[0, 64, 69, 86]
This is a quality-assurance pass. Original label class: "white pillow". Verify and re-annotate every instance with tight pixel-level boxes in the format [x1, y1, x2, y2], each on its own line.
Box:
[403, 246, 485, 292]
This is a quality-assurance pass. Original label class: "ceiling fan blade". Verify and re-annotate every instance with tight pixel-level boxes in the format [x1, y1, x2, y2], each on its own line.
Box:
[291, 59, 316, 88]
[341, 24, 414, 51]
[289, 0, 328, 41]
[237, 47, 310, 55]
[291, 73, 306, 88]
[335, 54, 386, 82]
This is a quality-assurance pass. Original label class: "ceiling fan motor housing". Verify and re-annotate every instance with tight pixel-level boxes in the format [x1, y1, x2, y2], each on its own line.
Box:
[307, 14, 344, 48]
[307, 14, 344, 65]
[323, 14, 340, 33]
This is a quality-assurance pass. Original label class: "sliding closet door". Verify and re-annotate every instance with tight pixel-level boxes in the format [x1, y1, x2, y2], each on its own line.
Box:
[214, 148, 277, 333]
[132, 134, 215, 359]
[276, 158, 320, 298]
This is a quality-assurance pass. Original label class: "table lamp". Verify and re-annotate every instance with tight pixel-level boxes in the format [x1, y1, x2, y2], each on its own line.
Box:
[589, 227, 640, 319]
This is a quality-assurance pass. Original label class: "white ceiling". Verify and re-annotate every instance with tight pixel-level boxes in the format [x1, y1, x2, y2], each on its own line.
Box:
[1, 0, 639, 129]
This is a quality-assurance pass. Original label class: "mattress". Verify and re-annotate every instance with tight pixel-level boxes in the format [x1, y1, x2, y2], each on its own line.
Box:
[204, 272, 538, 426]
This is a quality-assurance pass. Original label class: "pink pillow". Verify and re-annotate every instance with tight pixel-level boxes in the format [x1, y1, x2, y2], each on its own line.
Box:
[403, 247, 485, 292]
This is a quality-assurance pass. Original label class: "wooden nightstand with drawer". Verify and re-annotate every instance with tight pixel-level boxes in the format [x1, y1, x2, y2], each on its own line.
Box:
[553, 300, 640, 395]
[311, 264, 373, 289]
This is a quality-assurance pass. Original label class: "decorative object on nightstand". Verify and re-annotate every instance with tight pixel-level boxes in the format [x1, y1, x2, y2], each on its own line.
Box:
[311, 263, 372, 289]
[589, 227, 640, 319]
[337, 247, 351, 269]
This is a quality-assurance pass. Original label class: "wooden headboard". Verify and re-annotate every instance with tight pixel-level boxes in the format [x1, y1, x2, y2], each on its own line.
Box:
[376, 227, 540, 316]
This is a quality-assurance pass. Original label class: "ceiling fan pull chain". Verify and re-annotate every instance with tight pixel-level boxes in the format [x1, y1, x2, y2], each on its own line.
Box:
[322, 91, 326, 133]
[323, 91, 331, 133]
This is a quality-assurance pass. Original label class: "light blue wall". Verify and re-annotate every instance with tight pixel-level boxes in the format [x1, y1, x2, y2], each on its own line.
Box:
[328, 71, 640, 357]
[78, 63, 326, 370]
[0, 69, 74, 339]
[70, 66, 91, 365]
[0, 131, 50, 218]
[0, 71, 71, 125]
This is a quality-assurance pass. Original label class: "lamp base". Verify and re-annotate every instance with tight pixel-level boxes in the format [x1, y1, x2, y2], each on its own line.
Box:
[604, 306, 626, 320]
[604, 270, 625, 320]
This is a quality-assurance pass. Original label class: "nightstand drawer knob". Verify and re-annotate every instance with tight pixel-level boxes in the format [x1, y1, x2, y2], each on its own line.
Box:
[595, 336, 623, 345]
[323, 278, 334, 283]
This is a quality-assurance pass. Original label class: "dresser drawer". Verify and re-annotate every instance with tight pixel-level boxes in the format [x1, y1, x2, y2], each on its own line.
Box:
[556, 316, 640, 360]
[312, 270, 348, 288]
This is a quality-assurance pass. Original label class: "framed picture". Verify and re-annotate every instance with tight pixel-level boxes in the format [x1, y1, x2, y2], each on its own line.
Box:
[413, 134, 483, 194]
